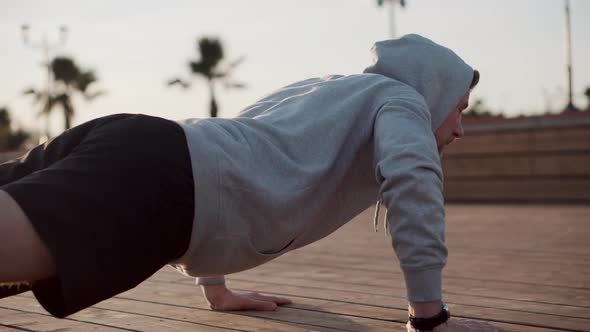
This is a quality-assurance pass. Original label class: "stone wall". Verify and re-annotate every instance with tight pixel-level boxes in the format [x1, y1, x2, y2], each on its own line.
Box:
[443, 112, 590, 203]
[0, 150, 26, 164]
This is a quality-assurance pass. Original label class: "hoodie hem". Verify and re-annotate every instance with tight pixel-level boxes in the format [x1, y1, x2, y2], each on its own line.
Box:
[171, 121, 222, 273]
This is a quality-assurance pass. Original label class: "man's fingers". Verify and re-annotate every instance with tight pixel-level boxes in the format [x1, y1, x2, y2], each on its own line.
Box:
[213, 297, 278, 311]
[250, 293, 292, 305]
[240, 298, 278, 311]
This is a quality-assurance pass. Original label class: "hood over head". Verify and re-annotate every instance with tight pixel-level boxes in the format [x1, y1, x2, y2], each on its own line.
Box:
[363, 34, 474, 130]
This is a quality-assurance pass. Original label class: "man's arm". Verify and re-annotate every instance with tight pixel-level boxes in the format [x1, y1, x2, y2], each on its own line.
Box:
[373, 96, 447, 302]
[374, 97, 498, 331]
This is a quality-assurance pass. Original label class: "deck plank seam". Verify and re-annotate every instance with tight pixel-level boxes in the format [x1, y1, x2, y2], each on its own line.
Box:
[266, 260, 590, 291]
[113, 296, 352, 332]
[226, 277, 590, 309]
[0, 323, 35, 332]
[299, 247, 590, 260]
[0, 305, 141, 331]
[92, 305, 248, 332]
[94, 279, 590, 331]
[146, 277, 590, 312]
[229, 287, 590, 321]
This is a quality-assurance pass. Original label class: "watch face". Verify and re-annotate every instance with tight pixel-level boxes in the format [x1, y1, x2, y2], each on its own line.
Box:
[443, 301, 450, 315]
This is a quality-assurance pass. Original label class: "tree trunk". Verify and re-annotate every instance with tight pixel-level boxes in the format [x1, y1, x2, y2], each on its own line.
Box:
[64, 110, 71, 130]
[208, 80, 218, 118]
[59, 93, 74, 130]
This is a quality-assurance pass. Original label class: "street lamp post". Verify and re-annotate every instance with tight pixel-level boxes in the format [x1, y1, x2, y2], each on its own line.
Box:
[20, 24, 68, 141]
[377, 0, 406, 39]
[563, 0, 577, 112]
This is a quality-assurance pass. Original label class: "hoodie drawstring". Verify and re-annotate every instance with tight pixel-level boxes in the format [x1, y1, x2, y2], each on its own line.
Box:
[373, 198, 388, 233]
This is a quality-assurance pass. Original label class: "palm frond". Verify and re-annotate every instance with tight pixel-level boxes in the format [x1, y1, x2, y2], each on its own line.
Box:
[84, 90, 106, 101]
[51, 57, 80, 85]
[198, 37, 223, 68]
[228, 56, 246, 70]
[76, 70, 97, 93]
[23, 87, 37, 95]
[0, 107, 10, 127]
[223, 81, 247, 89]
[167, 78, 191, 89]
[189, 60, 213, 78]
[23, 87, 45, 103]
[211, 71, 228, 79]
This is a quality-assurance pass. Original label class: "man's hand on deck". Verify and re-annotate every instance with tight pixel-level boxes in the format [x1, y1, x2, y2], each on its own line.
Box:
[201, 284, 292, 311]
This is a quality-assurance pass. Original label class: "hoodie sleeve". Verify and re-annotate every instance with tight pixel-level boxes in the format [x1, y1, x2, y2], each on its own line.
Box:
[373, 94, 448, 302]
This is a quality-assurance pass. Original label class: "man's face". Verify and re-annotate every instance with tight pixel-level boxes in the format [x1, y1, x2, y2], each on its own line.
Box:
[434, 91, 470, 155]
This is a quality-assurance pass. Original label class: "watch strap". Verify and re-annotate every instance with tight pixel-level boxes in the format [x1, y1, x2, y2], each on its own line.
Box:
[408, 301, 450, 331]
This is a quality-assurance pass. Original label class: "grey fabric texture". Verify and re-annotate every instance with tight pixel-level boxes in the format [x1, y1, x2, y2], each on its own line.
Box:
[172, 34, 474, 301]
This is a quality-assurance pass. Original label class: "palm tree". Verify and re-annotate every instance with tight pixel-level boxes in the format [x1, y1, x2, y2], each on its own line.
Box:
[0, 107, 30, 151]
[585, 86, 590, 111]
[463, 98, 493, 117]
[168, 37, 246, 118]
[24, 56, 103, 132]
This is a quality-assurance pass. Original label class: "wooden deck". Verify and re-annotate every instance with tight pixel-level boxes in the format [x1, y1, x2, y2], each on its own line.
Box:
[1, 204, 589, 331]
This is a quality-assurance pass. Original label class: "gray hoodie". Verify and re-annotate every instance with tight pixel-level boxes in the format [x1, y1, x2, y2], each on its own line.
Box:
[172, 34, 474, 302]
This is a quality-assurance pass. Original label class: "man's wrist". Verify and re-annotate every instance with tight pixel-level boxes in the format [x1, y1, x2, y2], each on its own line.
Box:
[408, 300, 450, 331]
[408, 300, 442, 317]
[200, 284, 230, 308]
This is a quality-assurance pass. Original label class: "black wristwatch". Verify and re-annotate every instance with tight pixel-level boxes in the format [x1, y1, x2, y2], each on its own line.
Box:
[408, 301, 450, 331]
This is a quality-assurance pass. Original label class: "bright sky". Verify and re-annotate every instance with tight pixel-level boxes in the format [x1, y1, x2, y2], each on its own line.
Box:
[1, 0, 589, 136]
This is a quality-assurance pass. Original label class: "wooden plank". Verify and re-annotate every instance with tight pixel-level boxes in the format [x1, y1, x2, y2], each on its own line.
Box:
[229, 263, 590, 316]
[114, 284, 404, 331]
[446, 127, 590, 154]
[533, 154, 590, 176]
[97, 297, 347, 332]
[0, 150, 26, 164]
[4, 290, 365, 332]
[223, 277, 590, 331]
[257, 250, 590, 291]
[0, 205, 586, 331]
[93, 273, 563, 332]
[443, 153, 590, 177]
[444, 154, 533, 177]
[236, 205, 590, 287]
[156, 262, 590, 330]
[129, 273, 570, 332]
[227, 277, 590, 322]
[440, 125, 590, 202]
[2, 296, 239, 332]
[444, 178, 590, 201]
[0, 324, 31, 332]
[0, 305, 128, 331]
[228, 281, 589, 332]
